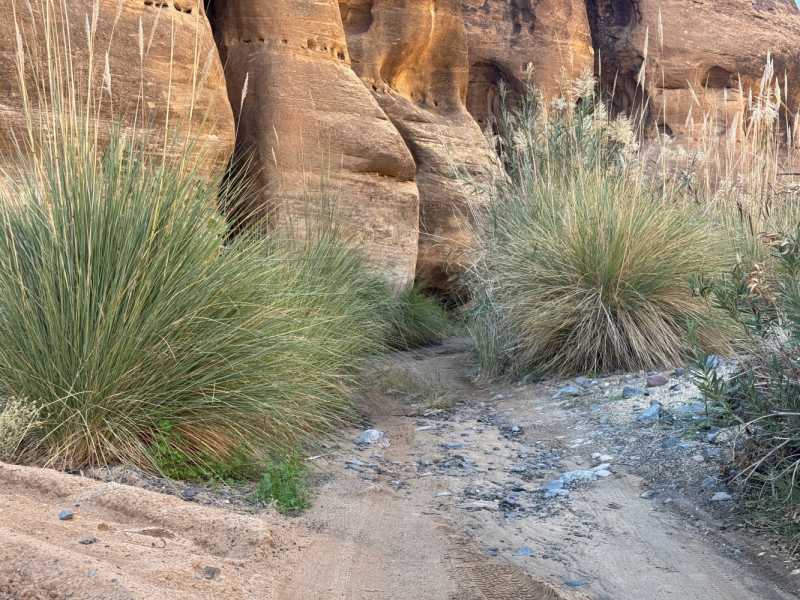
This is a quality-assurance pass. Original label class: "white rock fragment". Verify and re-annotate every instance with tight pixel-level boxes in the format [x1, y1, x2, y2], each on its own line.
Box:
[353, 429, 390, 447]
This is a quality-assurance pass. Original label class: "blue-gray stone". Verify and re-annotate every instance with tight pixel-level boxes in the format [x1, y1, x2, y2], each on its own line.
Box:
[637, 404, 660, 421]
[513, 546, 534, 556]
[705, 448, 720, 458]
[553, 386, 580, 399]
[560, 470, 597, 484]
[706, 355, 725, 369]
[565, 580, 587, 587]
[622, 386, 645, 398]
[544, 489, 570, 499]
[541, 480, 564, 491]
[58, 510, 73, 521]
[673, 403, 705, 415]
[446, 442, 464, 449]
[184, 490, 196, 498]
[505, 513, 520, 518]
[712, 492, 732, 501]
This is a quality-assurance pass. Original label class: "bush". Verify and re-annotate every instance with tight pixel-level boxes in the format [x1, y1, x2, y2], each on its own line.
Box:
[695, 231, 800, 541]
[465, 87, 733, 378]
[0, 127, 403, 468]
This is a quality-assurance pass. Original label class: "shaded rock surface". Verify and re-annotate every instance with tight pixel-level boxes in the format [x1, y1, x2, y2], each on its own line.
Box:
[585, 0, 800, 140]
[209, 0, 420, 290]
[461, 0, 594, 128]
[340, 0, 500, 295]
[0, 0, 235, 168]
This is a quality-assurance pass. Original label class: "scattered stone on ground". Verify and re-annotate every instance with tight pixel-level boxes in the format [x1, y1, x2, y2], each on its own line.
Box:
[353, 429, 390, 447]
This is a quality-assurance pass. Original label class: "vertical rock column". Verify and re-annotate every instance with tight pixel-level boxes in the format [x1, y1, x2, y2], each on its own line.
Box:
[339, 0, 499, 296]
[208, 0, 420, 290]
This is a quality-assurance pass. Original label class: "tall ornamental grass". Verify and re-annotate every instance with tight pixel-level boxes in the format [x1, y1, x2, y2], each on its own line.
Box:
[466, 79, 734, 379]
[0, 0, 449, 470]
[0, 128, 396, 468]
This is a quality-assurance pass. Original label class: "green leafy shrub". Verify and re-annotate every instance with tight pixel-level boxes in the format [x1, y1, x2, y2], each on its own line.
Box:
[465, 86, 733, 379]
[254, 453, 311, 514]
[695, 231, 800, 541]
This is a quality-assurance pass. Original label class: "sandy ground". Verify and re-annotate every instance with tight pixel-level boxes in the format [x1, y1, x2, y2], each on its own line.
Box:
[2, 337, 798, 599]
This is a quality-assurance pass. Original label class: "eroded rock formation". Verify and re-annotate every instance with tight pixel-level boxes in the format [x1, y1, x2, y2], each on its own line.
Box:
[208, 0, 420, 290]
[340, 0, 499, 294]
[586, 0, 800, 140]
[461, 0, 594, 129]
[0, 0, 234, 167]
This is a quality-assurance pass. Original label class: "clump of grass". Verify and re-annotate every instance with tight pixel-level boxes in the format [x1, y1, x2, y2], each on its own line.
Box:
[253, 453, 311, 514]
[0, 125, 397, 468]
[0, 1, 406, 470]
[384, 283, 452, 349]
[374, 366, 457, 415]
[465, 80, 733, 379]
[0, 398, 39, 462]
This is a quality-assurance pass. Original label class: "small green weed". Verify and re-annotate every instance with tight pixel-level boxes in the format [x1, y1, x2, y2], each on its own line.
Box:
[147, 421, 256, 483]
[253, 453, 311, 514]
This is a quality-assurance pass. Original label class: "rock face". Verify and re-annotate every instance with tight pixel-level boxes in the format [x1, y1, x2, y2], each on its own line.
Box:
[461, 0, 594, 128]
[585, 0, 800, 140]
[208, 0, 420, 290]
[0, 0, 234, 168]
[340, 0, 498, 295]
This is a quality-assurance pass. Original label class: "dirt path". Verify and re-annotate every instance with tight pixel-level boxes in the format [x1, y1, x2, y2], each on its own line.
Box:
[2, 337, 798, 599]
[278, 338, 798, 600]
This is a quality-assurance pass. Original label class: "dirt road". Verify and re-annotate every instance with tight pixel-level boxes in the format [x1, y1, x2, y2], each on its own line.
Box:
[2, 337, 797, 599]
[278, 338, 798, 600]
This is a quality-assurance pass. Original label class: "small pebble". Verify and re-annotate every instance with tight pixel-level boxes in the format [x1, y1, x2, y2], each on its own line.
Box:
[78, 536, 98, 545]
[204, 566, 221, 580]
[58, 510, 74, 521]
[184, 490, 197, 498]
[565, 580, 587, 587]
[513, 547, 534, 556]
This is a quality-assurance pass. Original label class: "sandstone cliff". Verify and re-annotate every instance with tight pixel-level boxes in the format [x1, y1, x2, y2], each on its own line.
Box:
[462, 0, 594, 128]
[0, 0, 234, 167]
[586, 0, 800, 140]
[208, 0, 420, 290]
[340, 0, 499, 295]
